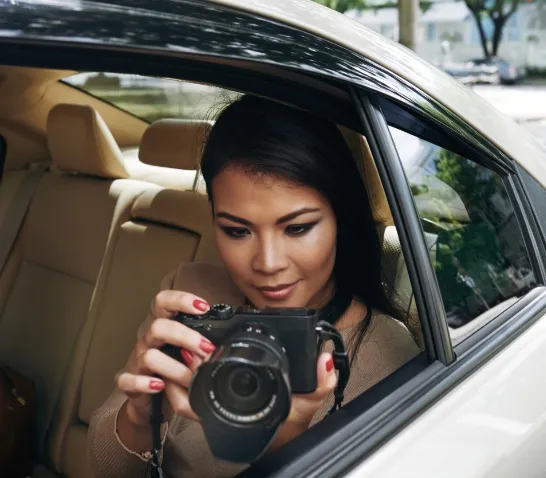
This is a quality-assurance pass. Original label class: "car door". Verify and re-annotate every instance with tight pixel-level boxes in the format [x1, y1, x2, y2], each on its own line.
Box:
[340, 91, 546, 478]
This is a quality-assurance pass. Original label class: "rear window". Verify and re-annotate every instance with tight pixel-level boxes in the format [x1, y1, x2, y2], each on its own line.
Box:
[63, 72, 240, 123]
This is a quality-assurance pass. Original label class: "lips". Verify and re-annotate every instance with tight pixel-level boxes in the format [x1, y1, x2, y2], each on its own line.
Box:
[257, 281, 298, 301]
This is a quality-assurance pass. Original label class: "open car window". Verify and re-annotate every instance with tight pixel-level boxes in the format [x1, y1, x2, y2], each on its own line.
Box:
[64, 72, 240, 123]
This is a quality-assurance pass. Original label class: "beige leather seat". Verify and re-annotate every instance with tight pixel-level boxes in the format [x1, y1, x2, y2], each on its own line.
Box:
[42, 119, 219, 478]
[0, 103, 154, 468]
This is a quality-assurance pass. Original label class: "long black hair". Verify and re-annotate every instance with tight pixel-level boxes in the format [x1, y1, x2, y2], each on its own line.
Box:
[200, 95, 400, 357]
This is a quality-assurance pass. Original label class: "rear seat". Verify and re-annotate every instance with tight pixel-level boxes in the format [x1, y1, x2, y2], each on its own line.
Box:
[40, 119, 218, 478]
[0, 103, 155, 463]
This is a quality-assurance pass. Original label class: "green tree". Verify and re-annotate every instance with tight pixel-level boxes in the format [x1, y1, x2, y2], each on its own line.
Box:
[461, 0, 522, 58]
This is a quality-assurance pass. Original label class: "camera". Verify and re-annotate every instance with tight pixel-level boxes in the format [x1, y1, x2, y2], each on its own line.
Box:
[167, 303, 320, 463]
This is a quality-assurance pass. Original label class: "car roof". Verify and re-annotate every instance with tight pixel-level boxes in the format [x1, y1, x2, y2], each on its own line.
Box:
[211, 0, 546, 187]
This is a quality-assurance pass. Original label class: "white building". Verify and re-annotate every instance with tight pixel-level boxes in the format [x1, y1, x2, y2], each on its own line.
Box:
[346, 1, 546, 68]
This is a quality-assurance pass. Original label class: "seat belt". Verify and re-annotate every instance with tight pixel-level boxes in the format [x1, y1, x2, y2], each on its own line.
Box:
[0, 163, 48, 272]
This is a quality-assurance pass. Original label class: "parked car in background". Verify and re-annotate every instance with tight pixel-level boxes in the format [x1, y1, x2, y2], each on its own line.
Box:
[445, 57, 525, 85]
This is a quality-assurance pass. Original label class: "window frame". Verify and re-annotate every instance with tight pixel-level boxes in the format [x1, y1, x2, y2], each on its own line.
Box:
[2, 1, 546, 475]
[375, 93, 546, 357]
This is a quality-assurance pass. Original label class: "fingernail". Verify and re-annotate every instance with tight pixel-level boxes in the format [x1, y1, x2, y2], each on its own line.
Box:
[199, 339, 216, 354]
[193, 299, 209, 312]
[325, 357, 334, 373]
[180, 349, 193, 364]
[149, 379, 165, 391]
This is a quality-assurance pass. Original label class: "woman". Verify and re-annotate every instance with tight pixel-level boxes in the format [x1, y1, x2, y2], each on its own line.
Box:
[88, 95, 420, 478]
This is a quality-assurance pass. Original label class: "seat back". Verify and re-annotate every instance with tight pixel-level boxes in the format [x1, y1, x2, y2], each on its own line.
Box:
[46, 120, 219, 477]
[0, 103, 151, 457]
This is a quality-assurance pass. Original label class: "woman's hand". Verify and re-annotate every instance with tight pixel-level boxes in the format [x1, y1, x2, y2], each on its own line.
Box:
[270, 352, 337, 451]
[116, 290, 215, 429]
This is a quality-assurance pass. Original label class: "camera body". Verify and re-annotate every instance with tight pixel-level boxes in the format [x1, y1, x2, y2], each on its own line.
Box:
[169, 303, 319, 463]
[174, 304, 318, 393]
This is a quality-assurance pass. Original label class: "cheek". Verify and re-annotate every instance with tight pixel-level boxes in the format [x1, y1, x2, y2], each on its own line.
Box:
[291, 223, 337, 276]
[215, 232, 249, 277]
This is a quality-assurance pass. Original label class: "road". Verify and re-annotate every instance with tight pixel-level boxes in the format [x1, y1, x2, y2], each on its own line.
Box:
[472, 84, 546, 149]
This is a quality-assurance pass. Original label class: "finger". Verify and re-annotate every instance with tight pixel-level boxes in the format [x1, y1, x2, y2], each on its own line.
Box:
[179, 348, 204, 373]
[117, 372, 166, 395]
[137, 348, 194, 387]
[152, 290, 210, 319]
[141, 318, 216, 358]
[164, 381, 199, 421]
[315, 352, 337, 396]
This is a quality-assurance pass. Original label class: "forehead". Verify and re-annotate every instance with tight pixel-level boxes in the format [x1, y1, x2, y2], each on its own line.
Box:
[211, 167, 330, 214]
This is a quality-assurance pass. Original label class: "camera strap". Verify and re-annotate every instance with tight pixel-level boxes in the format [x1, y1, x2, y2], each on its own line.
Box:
[316, 321, 350, 415]
[316, 287, 352, 414]
[150, 390, 164, 478]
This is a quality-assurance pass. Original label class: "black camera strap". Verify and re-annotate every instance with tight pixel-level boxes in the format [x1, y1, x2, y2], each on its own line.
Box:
[150, 388, 164, 478]
[316, 321, 350, 415]
[316, 287, 352, 414]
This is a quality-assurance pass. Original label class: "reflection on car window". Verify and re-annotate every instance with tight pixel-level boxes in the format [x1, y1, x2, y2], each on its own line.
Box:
[390, 127, 536, 344]
[63, 72, 240, 123]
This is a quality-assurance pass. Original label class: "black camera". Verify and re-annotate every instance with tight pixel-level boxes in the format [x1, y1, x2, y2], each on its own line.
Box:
[169, 304, 320, 463]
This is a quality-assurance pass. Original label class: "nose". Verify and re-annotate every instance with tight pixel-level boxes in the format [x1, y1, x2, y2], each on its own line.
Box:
[251, 234, 288, 275]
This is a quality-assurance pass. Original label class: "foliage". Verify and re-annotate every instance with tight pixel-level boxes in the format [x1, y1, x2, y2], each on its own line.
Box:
[313, 0, 368, 13]
[459, 0, 522, 58]
[313, 0, 433, 14]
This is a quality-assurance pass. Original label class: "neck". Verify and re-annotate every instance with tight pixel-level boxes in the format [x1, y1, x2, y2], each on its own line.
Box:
[317, 283, 353, 326]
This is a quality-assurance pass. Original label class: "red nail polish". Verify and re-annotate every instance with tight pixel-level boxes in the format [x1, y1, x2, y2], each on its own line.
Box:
[193, 299, 209, 312]
[199, 339, 216, 354]
[325, 357, 334, 373]
[150, 379, 165, 391]
[180, 349, 193, 364]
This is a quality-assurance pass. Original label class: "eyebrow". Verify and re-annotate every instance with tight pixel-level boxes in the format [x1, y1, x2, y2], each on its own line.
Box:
[215, 207, 321, 226]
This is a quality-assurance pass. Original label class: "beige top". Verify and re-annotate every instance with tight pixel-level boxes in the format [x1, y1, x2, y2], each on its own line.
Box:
[88, 262, 420, 478]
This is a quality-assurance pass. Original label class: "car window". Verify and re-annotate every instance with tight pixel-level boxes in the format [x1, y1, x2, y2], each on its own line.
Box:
[63, 72, 240, 123]
[390, 127, 536, 344]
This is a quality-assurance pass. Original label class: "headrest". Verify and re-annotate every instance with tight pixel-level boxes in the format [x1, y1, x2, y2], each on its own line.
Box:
[47, 103, 129, 179]
[339, 126, 393, 225]
[131, 188, 221, 263]
[139, 119, 212, 170]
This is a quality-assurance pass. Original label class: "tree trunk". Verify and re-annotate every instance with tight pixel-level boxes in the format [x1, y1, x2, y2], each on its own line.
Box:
[491, 18, 506, 56]
[398, 0, 419, 51]
[469, 9, 490, 58]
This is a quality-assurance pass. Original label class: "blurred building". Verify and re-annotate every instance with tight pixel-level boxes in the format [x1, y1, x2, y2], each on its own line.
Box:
[347, 0, 546, 68]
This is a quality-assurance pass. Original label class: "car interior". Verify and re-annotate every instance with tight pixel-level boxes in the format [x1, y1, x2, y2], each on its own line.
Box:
[0, 64, 477, 478]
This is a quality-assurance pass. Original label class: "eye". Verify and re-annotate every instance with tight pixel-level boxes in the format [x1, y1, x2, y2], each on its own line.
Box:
[285, 222, 317, 236]
[220, 226, 250, 239]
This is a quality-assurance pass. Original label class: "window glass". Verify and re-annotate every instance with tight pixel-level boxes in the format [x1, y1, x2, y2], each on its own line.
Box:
[390, 127, 536, 343]
[63, 72, 240, 123]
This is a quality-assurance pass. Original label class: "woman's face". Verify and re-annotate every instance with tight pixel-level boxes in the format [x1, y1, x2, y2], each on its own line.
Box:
[211, 166, 337, 309]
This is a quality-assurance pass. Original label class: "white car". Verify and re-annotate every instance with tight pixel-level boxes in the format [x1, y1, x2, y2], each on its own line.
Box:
[0, 1, 546, 477]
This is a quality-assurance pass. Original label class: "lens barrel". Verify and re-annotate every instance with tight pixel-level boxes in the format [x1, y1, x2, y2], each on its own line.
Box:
[188, 322, 291, 462]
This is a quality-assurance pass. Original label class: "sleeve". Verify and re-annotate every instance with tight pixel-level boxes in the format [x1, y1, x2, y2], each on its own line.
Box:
[87, 269, 176, 478]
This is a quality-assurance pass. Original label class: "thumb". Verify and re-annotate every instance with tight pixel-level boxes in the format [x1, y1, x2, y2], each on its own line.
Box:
[316, 352, 337, 395]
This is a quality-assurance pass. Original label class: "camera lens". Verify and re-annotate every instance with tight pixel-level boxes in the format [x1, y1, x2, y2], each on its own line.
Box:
[231, 368, 258, 398]
[214, 363, 275, 417]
